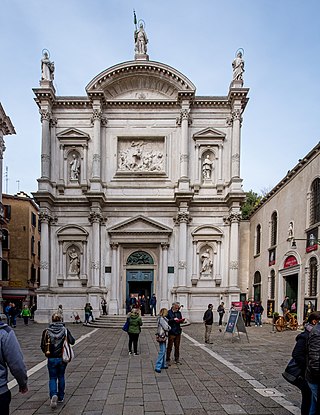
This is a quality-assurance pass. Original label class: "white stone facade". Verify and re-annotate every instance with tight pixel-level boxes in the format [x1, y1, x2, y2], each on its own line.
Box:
[33, 55, 249, 322]
[246, 143, 320, 323]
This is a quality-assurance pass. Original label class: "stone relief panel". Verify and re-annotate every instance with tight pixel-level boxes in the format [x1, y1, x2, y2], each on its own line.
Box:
[117, 138, 165, 173]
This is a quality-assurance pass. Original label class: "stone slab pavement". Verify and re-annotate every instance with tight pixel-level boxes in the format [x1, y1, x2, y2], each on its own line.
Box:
[7, 319, 301, 415]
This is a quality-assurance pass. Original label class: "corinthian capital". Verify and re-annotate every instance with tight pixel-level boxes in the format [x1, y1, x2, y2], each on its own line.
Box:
[176, 109, 192, 126]
[174, 211, 192, 225]
[39, 109, 52, 122]
[88, 210, 103, 223]
[0, 137, 6, 159]
[91, 109, 102, 124]
[39, 209, 52, 223]
[232, 109, 243, 125]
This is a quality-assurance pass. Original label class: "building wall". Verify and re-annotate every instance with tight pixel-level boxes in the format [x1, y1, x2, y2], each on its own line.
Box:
[248, 144, 320, 323]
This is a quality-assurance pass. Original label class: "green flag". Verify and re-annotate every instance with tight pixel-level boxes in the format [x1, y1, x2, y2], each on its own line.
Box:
[133, 10, 137, 25]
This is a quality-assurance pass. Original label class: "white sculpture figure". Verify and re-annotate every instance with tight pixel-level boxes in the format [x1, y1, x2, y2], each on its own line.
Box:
[70, 154, 80, 180]
[68, 248, 80, 276]
[135, 23, 148, 54]
[287, 221, 294, 239]
[201, 249, 213, 274]
[41, 51, 55, 81]
[202, 155, 213, 180]
[232, 51, 244, 81]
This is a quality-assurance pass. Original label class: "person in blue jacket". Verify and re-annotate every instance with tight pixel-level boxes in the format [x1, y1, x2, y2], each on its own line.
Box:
[166, 302, 185, 365]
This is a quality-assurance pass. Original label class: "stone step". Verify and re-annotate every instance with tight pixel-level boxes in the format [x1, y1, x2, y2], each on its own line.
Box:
[84, 315, 190, 329]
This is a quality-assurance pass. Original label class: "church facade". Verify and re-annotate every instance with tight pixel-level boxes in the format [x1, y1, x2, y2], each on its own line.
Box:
[33, 36, 249, 322]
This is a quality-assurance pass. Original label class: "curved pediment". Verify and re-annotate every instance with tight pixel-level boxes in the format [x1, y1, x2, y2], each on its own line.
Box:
[86, 61, 196, 101]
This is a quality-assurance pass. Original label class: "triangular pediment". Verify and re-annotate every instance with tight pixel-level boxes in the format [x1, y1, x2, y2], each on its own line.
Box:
[193, 127, 225, 141]
[108, 215, 172, 235]
[57, 128, 90, 141]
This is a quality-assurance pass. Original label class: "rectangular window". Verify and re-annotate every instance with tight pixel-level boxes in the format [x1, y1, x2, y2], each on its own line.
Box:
[4, 205, 11, 221]
[31, 212, 36, 227]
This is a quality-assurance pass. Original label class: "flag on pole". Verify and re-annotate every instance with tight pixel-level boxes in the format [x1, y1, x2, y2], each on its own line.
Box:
[133, 10, 137, 25]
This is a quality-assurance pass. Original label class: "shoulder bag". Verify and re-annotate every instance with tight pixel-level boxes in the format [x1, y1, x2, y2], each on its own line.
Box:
[282, 358, 302, 385]
[62, 329, 74, 363]
[122, 318, 130, 332]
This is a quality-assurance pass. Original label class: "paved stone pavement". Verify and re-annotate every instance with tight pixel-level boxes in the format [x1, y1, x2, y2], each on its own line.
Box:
[7, 320, 302, 415]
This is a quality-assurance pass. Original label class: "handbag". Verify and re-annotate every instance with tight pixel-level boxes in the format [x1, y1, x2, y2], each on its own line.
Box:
[122, 318, 130, 332]
[155, 333, 167, 343]
[62, 329, 74, 363]
[282, 358, 302, 385]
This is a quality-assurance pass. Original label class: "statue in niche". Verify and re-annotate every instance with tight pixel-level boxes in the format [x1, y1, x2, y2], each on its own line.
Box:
[201, 249, 213, 275]
[68, 248, 80, 276]
[202, 155, 213, 180]
[287, 221, 294, 239]
[41, 51, 55, 81]
[232, 51, 245, 81]
[70, 154, 80, 181]
[135, 22, 148, 54]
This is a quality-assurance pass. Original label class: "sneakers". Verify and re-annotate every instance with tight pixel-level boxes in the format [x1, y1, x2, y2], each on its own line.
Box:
[175, 360, 181, 365]
[128, 351, 132, 355]
[58, 399, 64, 404]
[50, 395, 58, 409]
[155, 369, 161, 373]
[134, 352, 139, 356]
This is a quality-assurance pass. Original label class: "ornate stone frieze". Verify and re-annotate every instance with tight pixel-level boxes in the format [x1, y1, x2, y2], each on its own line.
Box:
[118, 138, 164, 173]
[229, 260, 239, 270]
[178, 260, 187, 269]
[40, 261, 49, 270]
[0, 137, 6, 159]
[91, 261, 100, 269]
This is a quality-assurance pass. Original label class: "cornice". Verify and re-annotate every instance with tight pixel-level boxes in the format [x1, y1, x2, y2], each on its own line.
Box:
[106, 99, 180, 109]
[0, 103, 16, 135]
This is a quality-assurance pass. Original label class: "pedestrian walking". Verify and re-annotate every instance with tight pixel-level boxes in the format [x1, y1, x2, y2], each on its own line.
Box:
[0, 314, 28, 415]
[203, 304, 214, 343]
[150, 293, 157, 316]
[4, 303, 11, 325]
[41, 313, 75, 409]
[21, 305, 31, 325]
[101, 298, 107, 315]
[288, 311, 320, 415]
[154, 308, 170, 373]
[57, 304, 64, 322]
[243, 301, 253, 327]
[84, 303, 93, 324]
[127, 307, 143, 355]
[254, 301, 264, 326]
[217, 302, 225, 332]
[166, 302, 185, 365]
[281, 296, 290, 315]
[9, 303, 18, 328]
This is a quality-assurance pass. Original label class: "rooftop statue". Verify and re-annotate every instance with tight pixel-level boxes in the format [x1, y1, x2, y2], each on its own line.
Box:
[232, 50, 244, 81]
[41, 50, 55, 82]
[134, 11, 148, 58]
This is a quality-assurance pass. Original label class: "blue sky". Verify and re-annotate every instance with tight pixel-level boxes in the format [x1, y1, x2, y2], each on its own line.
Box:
[1, 0, 319, 196]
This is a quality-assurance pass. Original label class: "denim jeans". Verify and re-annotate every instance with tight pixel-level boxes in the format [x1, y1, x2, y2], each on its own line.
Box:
[47, 358, 67, 400]
[308, 382, 318, 415]
[155, 341, 167, 371]
[254, 313, 261, 326]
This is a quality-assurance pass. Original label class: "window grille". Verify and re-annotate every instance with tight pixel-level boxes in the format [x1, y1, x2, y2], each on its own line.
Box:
[270, 212, 277, 246]
[309, 257, 318, 297]
[310, 178, 320, 225]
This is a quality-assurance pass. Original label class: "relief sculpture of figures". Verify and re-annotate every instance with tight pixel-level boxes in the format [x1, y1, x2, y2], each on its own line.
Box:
[202, 155, 213, 180]
[201, 249, 213, 275]
[232, 51, 244, 81]
[118, 140, 164, 172]
[70, 154, 80, 181]
[68, 248, 80, 276]
[41, 51, 55, 81]
[135, 22, 148, 54]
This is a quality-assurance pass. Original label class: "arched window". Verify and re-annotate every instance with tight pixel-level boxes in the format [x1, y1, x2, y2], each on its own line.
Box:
[2, 229, 9, 250]
[255, 224, 261, 255]
[126, 251, 154, 265]
[253, 271, 261, 302]
[309, 257, 318, 297]
[269, 269, 275, 299]
[270, 211, 278, 247]
[310, 178, 320, 225]
[2, 260, 9, 281]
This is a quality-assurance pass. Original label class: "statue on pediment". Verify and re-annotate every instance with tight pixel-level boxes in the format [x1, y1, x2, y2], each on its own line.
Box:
[135, 22, 148, 54]
[41, 50, 55, 81]
[232, 51, 244, 81]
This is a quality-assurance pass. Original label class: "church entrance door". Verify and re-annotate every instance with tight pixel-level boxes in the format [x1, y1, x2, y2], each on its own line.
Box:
[126, 269, 153, 313]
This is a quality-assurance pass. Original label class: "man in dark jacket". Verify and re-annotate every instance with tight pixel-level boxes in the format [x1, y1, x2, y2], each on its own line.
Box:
[203, 304, 214, 343]
[0, 316, 28, 415]
[150, 294, 157, 316]
[166, 302, 185, 365]
[306, 318, 320, 415]
[41, 313, 75, 408]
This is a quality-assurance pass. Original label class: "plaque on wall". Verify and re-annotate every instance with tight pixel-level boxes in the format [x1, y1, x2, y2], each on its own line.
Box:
[117, 137, 166, 175]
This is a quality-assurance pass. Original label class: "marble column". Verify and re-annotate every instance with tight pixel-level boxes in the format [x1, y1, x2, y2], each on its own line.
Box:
[231, 109, 242, 178]
[228, 211, 241, 288]
[89, 209, 102, 288]
[160, 243, 169, 309]
[175, 204, 190, 287]
[39, 210, 51, 288]
[109, 242, 119, 314]
[40, 109, 51, 179]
